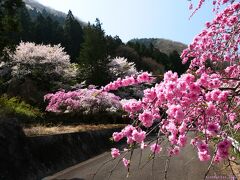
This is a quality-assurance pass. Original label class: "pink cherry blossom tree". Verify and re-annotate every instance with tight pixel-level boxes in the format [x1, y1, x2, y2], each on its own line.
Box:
[45, 0, 240, 178]
[105, 0, 240, 178]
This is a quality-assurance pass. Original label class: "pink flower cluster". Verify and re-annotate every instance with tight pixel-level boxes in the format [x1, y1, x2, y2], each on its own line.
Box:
[121, 99, 142, 114]
[111, 148, 120, 158]
[103, 72, 154, 92]
[44, 88, 122, 114]
[214, 139, 232, 162]
[110, 63, 238, 163]
[122, 158, 130, 168]
[109, 3, 240, 161]
[192, 140, 211, 161]
[189, 0, 235, 16]
[182, 2, 240, 74]
[168, 146, 180, 156]
[150, 143, 162, 154]
[139, 110, 155, 127]
[112, 125, 146, 145]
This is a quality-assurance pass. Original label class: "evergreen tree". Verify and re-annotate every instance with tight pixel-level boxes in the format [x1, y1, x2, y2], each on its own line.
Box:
[152, 49, 169, 67]
[27, 7, 40, 21]
[41, 9, 48, 18]
[79, 18, 109, 85]
[32, 14, 63, 45]
[45, 16, 55, 43]
[168, 50, 188, 75]
[52, 20, 64, 44]
[32, 14, 47, 43]
[63, 10, 83, 62]
[149, 43, 154, 54]
[0, 0, 23, 58]
[17, 5, 33, 42]
[105, 35, 122, 57]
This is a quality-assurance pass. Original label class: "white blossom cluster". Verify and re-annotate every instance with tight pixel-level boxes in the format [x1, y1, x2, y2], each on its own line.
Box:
[107, 57, 147, 99]
[107, 57, 138, 79]
[10, 42, 77, 82]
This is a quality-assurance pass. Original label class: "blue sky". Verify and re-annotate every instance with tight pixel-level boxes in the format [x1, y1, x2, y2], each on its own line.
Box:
[37, 0, 215, 45]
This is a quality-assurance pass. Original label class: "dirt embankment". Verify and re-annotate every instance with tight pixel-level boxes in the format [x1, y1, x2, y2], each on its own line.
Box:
[0, 118, 121, 180]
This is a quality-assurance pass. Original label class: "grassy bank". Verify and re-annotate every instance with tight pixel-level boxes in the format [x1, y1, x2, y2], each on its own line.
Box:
[23, 123, 125, 136]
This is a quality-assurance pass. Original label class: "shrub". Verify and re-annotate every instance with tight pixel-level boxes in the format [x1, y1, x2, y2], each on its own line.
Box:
[44, 88, 122, 115]
[0, 95, 43, 119]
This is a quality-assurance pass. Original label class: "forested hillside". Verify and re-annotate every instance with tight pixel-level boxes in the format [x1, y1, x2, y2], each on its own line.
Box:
[129, 38, 187, 55]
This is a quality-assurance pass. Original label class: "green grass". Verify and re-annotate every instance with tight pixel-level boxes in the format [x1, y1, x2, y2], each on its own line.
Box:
[0, 95, 43, 119]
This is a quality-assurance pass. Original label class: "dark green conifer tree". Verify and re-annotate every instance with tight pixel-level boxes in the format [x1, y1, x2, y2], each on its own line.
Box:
[0, 0, 23, 57]
[79, 18, 109, 85]
[169, 50, 188, 75]
[17, 5, 33, 42]
[63, 10, 83, 62]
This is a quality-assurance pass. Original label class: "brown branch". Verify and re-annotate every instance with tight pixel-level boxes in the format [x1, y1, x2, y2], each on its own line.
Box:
[228, 158, 237, 179]
[164, 156, 171, 180]
[204, 148, 217, 180]
[92, 158, 115, 180]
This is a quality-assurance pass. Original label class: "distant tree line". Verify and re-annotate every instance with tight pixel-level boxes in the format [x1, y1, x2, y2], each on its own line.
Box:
[126, 42, 189, 75]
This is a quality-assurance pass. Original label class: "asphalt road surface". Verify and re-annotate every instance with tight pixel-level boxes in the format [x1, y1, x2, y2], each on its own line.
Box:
[43, 137, 232, 180]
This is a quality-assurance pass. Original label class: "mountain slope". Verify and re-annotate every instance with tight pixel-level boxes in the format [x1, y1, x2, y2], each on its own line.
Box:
[129, 38, 187, 55]
[23, 0, 66, 17]
[23, 0, 86, 25]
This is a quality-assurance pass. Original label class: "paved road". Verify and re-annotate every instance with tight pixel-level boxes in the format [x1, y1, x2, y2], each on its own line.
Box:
[43, 137, 231, 180]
